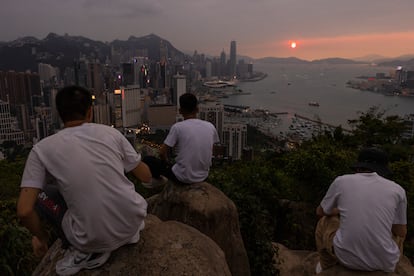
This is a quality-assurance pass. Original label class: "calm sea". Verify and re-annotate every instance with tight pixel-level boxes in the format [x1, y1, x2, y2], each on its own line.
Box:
[221, 63, 414, 128]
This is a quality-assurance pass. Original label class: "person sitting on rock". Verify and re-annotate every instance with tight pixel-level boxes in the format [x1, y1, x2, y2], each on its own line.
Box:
[315, 147, 407, 273]
[143, 92, 220, 187]
[17, 85, 152, 275]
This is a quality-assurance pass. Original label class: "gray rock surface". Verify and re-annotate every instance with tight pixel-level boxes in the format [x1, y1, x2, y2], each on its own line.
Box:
[147, 181, 250, 276]
[33, 215, 231, 276]
[275, 242, 414, 276]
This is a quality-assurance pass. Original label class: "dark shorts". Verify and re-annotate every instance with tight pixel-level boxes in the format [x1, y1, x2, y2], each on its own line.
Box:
[35, 185, 70, 248]
[142, 156, 191, 185]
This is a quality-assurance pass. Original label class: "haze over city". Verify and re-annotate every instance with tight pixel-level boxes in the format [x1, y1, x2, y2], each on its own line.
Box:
[2, 0, 414, 61]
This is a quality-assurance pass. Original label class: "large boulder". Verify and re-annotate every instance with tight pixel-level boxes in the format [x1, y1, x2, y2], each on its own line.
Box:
[275, 242, 414, 276]
[33, 215, 231, 276]
[147, 181, 250, 276]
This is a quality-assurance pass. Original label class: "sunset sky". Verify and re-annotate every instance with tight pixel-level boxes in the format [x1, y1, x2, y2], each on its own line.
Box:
[2, 0, 414, 61]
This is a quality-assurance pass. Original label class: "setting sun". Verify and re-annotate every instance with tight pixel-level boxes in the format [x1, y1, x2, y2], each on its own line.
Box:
[290, 41, 297, 49]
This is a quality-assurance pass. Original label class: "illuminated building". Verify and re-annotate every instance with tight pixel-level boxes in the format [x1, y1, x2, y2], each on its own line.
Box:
[112, 86, 142, 128]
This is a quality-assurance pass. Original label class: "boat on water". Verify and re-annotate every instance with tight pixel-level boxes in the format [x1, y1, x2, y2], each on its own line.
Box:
[203, 80, 238, 88]
[308, 101, 320, 107]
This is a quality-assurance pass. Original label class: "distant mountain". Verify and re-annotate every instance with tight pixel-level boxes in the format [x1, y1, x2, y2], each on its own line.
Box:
[0, 33, 185, 72]
[353, 54, 388, 63]
[310, 57, 361, 64]
[111, 33, 185, 63]
[377, 58, 414, 69]
[255, 56, 309, 64]
[353, 54, 414, 65]
[254, 56, 359, 65]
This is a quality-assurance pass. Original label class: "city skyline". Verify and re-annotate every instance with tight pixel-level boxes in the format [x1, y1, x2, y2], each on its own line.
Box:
[2, 1, 414, 61]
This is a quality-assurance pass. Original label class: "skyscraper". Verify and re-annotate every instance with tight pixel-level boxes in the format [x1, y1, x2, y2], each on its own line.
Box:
[198, 102, 224, 141]
[172, 74, 187, 110]
[222, 122, 247, 160]
[229, 41, 237, 78]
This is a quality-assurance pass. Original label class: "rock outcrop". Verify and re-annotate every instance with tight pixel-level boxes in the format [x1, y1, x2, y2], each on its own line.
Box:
[33, 215, 231, 276]
[275, 242, 414, 276]
[147, 181, 250, 276]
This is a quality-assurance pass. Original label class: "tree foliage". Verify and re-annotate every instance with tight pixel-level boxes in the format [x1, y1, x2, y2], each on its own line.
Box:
[1, 107, 413, 275]
[348, 106, 406, 146]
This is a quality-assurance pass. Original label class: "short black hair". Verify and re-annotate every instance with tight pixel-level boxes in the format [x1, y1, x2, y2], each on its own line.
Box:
[179, 93, 198, 114]
[56, 86, 92, 123]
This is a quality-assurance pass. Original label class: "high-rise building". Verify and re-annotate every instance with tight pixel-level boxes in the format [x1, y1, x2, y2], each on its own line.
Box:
[205, 60, 212, 79]
[33, 105, 52, 142]
[38, 63, 59, 86]
[132, 57, 149, 87]
[220, 49, 227, 77]
[0, 100, 25, 145]
[229, 41, 237, 78]
[0, 70, 41, 142]
[222, 122, 247, 160]
[198, 101, 224, 140]
[402, 114, 414, 140]
[172, 74, 187, 110]
[111, 86, 142, 129]
[87, 62, 104, 97]
[121, 63, 134, 86]
[74, 60, 88, 88]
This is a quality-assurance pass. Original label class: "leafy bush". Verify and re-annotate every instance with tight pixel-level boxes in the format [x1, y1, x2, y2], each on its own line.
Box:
[0, 200, 37, 276]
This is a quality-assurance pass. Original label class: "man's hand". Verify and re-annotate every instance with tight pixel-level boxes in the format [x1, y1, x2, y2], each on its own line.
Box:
[32, 235, 48, 257]
[316, 205, 339, 217]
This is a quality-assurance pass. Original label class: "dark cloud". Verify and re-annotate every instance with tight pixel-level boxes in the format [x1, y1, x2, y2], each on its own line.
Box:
[2, 0, 414, 58]
[82, 0, 164, 17]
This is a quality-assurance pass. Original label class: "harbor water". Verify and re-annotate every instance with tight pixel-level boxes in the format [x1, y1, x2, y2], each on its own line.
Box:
[221, 63, 414, 129]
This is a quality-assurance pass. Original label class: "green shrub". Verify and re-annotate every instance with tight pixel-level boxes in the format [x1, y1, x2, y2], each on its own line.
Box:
[0, 200, 38, 276]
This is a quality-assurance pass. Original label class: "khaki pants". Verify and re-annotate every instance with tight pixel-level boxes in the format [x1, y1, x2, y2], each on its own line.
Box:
[315, 216, 340, 270]
[315, 216, 404, 271]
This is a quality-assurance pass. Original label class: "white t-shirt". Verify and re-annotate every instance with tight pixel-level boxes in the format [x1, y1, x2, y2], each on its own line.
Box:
[21, 123, 147, 253]
[320, 172, 407, 272]
[164, 118, 220, 183]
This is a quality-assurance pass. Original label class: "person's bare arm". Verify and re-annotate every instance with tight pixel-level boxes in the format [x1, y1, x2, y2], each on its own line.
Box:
[159, 144, 171, 161]
[392, 224, 407, 238]
[17, 187, 49, 257]
[131, 161, 152, 183]
[316, 205, 339, 217]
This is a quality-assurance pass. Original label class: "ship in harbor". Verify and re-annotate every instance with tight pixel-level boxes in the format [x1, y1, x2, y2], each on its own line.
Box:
[203, 80, 251, 97]
[308, 101, 320, 107]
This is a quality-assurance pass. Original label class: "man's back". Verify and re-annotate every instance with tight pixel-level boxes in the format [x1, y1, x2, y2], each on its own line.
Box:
[322, 172, 406, 271]
[164, 118, 219, 183]
[22, 123, 147, 252]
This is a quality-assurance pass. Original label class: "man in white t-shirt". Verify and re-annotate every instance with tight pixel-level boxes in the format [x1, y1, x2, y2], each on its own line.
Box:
[17, 86, 152, 275]
[315, 147, 407, 273]
[143, 93, 220, 186]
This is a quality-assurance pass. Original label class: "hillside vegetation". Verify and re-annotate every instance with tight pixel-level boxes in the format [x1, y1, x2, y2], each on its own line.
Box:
[1, 107, 414, 276]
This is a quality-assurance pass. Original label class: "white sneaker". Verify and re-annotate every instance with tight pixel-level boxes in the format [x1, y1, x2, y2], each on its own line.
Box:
[315, 261, 322, 274]
[142, 175, 168, 189]
[56, 247, 111, 275]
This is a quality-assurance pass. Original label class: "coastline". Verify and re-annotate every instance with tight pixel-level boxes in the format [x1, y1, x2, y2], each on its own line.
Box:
[239, 71, 268, 82]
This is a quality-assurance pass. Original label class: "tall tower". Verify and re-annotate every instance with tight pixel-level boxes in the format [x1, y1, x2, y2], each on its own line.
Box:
[172, 74, 187, 111]
[229, 41, 237, 78]
[220, 49, 226, 77]
[159, 40, 168, 89]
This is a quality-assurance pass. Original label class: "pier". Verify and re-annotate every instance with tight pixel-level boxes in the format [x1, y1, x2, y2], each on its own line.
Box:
[294, 113, 352, 133]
